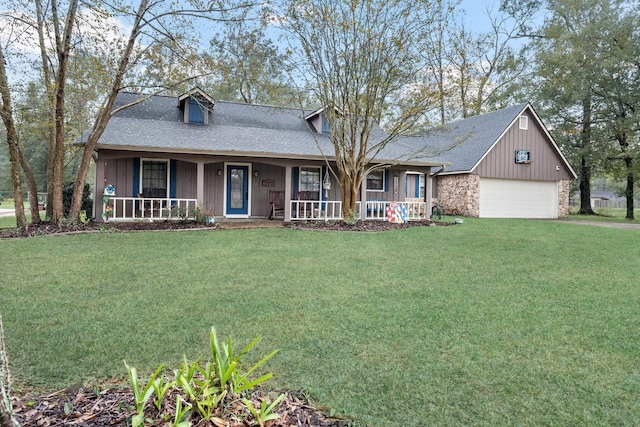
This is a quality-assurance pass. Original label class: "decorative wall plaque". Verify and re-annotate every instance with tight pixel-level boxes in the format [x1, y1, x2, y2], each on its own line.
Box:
[515, 150, 532, 164]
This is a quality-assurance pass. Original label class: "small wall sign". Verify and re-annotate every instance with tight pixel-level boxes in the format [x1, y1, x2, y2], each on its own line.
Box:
[515, 150, 532, 164]
[262, 179, 274, 187]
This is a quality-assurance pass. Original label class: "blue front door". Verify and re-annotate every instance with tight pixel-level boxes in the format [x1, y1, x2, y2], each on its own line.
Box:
[226, 165, 249, 215]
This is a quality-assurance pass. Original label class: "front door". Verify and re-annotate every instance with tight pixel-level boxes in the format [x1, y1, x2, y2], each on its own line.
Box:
[226, 165, 249, 216]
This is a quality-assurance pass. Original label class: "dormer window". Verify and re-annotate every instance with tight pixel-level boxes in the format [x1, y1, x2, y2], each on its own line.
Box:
[178, 87, 215, 124]
[321, 115, 331, 134]
[305, 106, 341, 134]
[189, 98, 205, 124]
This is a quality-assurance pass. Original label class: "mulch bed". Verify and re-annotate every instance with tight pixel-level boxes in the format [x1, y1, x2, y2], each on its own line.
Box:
[1, 218, 455, 239]
[285, 219, 454, 231]
[0, 221, 219, 239]
[11, 385, 351, 426]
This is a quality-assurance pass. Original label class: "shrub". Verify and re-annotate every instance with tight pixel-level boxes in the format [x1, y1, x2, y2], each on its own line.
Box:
[62, 182, 93, 218]
[191, 205, 214, 224]
[343, 209, 360, 226]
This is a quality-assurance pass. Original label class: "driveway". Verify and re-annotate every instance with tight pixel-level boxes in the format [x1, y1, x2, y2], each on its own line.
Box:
[0, 208, 15, 218]
[562, 220, 640, 230]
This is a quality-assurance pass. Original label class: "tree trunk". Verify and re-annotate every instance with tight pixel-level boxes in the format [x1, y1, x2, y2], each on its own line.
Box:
[35, 0, 56, 221]
[624, 156, 634, 220]
[49, 0, 79, 223]
[68, 0, 149, 221]
[578, 96, 596, 215]
[578, 156, 595, 215]
[0, 316, 20, 427]
[18, 146, 41, 224]
[0, 44, 27, 227]
[3, 128, 27, 228]
[339, 170, 363, 220]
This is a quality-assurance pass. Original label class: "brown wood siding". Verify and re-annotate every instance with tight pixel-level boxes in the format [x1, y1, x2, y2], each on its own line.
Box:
[175, 161, 197, 199]
[204, 163, 224, 214]
[475, 110, 573, 181]
[105, 158, 134, 197]
[432, 175, 438, 199]
[102, 158, 135, 217]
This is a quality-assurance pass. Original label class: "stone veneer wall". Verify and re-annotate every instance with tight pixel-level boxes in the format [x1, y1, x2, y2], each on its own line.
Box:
[437, 174, 480, 217]
[558, 179, 570, 217]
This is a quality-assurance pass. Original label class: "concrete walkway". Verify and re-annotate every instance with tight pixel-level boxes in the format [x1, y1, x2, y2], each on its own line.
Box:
[0, 208, 15, 218]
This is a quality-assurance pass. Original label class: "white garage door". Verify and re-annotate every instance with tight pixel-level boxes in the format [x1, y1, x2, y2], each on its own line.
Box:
[479, 179, 558, 219]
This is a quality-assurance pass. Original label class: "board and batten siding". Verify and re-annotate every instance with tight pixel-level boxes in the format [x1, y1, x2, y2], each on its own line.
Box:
[203, 163, 224, 214]
[104, 158, 135, 197]
[475, 110, 573, 181]
[174, 160, 197, 199]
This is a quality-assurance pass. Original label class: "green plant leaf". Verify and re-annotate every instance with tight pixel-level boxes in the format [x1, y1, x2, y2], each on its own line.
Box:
[131, 413, 144, 427]
[264, 393, 286, 416]
[243, 349, 279, 379]
[178, 374, 196, 399]
[235, 372, 273, 393]
[237, 337, 260, 359]
[221, 361, 237, 389]
[243, 397, 260, 420]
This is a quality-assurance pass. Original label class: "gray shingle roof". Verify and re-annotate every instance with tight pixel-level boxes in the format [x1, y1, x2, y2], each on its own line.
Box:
[418, 103, 529, 173]
[85, 93, 450, 167]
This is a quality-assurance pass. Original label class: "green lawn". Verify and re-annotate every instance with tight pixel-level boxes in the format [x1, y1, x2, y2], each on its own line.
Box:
[0, 198, 30, 210]
[1, 220, 639, 426]
[0, 214, 45, 229]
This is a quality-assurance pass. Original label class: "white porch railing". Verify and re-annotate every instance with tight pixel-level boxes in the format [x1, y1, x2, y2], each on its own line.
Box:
[365, 201, 426, 221]
[103, 197, 199, 221]
[289, 200, 426, 221]
[289, 200, 363, 221]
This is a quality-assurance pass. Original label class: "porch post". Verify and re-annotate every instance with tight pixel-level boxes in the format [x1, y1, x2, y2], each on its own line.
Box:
[284, 165, 292, 222]
[95, 156, 105, 220]
[360, 177, 367, 220]
[196, 161, 205, 207]
[397, 171, 407, 201]
[425, 167, 432, 220]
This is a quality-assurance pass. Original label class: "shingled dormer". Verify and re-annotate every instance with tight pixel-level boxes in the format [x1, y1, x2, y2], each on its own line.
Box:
[305, 106, 342, 135]
[178, 87, 215, 124]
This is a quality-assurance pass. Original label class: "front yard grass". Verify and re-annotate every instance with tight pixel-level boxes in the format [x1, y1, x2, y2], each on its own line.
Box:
[1, 219, 639, 426]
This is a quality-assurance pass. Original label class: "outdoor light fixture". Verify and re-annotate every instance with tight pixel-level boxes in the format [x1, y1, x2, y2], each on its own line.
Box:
[254, 170, 260, 177]
[217, 169, 222, 176]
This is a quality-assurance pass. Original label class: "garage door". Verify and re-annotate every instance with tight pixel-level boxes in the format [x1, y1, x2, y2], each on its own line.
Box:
[479, 179, 558, 218]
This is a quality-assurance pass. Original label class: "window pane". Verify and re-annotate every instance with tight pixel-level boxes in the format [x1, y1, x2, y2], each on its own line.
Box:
[142, 161, 167, 197]
[366, 170, 384, 191]
[300, 167, 320, 192]
[321, 115, 330, 134]
[230, 168, 245, 209]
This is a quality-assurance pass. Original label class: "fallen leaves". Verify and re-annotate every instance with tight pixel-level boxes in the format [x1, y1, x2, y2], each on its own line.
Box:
[12, 387, 351, 427]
